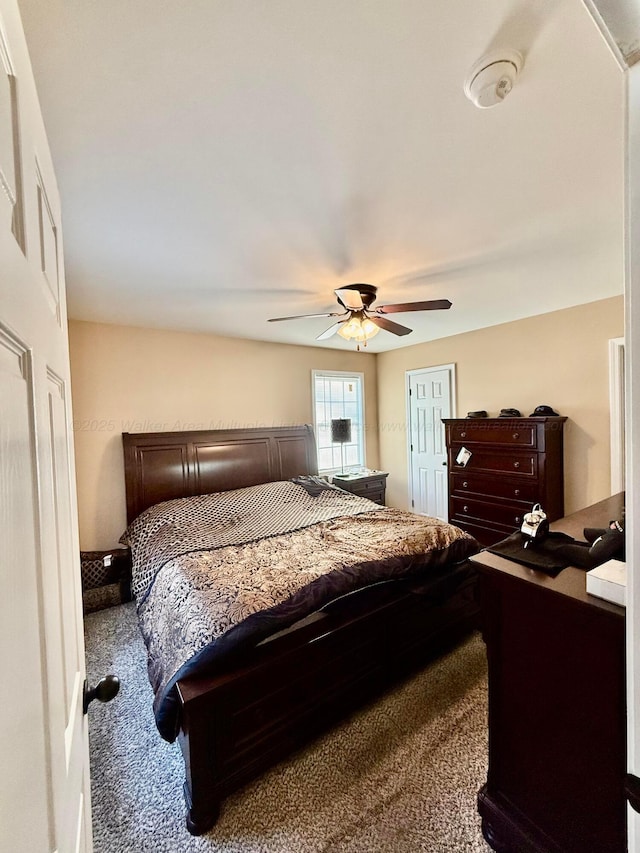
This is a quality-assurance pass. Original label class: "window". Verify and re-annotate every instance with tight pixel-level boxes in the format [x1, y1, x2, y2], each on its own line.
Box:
[312, 370, 365, 473]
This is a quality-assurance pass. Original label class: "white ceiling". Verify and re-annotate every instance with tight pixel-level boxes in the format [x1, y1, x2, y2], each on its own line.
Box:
[18, 0, 624, 352]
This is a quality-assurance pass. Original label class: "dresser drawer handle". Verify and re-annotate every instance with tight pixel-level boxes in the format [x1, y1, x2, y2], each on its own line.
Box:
[462, 481, 468, 488]
[513, 433, 519, 439]
[513, 461, 520, 469]
[463, 505, 469, 513]
[460, 431, 467, 438]
[515, 516, 521, 524]
[514, 489, 520, 496]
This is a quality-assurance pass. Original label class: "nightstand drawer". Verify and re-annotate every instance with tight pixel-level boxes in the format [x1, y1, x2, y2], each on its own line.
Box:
[347, 477, 385, 495]
[354, 486, 385, 504]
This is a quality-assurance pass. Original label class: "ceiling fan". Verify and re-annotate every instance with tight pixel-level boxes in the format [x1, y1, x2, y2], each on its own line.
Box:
[268, 284, 452, 349]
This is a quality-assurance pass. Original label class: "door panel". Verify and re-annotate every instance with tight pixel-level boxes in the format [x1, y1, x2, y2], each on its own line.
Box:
[0, 2, 91, 851]
[408, 368, 453, 519]
[1, 326, 53, 852]
[43, 370, 88, 849]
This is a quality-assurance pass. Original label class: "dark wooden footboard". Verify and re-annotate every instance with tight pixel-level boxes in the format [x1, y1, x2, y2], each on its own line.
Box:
[176, 565, 479, 835]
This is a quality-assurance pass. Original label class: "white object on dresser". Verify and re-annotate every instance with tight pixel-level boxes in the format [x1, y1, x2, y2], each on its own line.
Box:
[586, 559, 627, 607]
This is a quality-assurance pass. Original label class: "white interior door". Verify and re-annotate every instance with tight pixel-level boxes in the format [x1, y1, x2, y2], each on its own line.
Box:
[0, 2, 92, 851]
[407, 365, 455, 519]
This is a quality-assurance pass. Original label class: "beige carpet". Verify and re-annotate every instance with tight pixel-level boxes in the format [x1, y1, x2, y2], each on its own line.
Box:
[86, 602, 491, 852]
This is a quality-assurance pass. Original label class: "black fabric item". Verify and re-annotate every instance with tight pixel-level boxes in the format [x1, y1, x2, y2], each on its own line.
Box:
[544, 537, 594, 569]
[584, 527, 608, 544]
[466, 410, 488, 418]
[290, 476, 341, 497]
[589, 529, 625, 563]
[487, 532, 572, 575]
[499, 408, 521, 418]
[488, 528, 625, 575]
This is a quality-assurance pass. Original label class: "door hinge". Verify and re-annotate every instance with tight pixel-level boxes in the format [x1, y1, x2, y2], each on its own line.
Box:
[411, 499, 414, 507]
[409, 388, 412, 395]
[410, 443, 413, 452]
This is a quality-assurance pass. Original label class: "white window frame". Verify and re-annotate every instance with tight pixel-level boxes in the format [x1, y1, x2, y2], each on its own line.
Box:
[311, 369, 366, 474]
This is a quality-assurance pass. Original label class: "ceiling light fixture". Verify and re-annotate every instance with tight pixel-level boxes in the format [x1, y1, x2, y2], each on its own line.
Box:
[337, 312, 380, 349]
[464, 49, 523, 109]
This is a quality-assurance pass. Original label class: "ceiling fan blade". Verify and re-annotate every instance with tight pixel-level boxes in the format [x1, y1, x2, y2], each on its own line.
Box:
[369, 316, 412, 336]
[268, 311, 344, 322]
[376, 299, 452, 314]
[335, 288, 365, 311]
[316, 321, 346, 340]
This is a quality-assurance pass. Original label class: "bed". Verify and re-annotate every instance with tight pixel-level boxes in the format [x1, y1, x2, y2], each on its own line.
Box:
[122, 424, 480, 834]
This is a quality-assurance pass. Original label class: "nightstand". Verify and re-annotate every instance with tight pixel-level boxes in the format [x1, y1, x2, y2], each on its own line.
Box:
[332, 471, 388, 505]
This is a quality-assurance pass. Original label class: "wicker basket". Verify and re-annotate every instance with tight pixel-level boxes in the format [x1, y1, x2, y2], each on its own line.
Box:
[80, 549, 132, 613]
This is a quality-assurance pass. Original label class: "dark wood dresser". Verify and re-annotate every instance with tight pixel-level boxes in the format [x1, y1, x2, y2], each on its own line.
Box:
[471, 494, 626, 853]
[332, 471, 388, 505]
[443, 417, 566, 546]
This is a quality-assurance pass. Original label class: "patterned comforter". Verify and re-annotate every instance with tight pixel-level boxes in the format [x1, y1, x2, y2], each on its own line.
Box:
[121, 478, 478, 741]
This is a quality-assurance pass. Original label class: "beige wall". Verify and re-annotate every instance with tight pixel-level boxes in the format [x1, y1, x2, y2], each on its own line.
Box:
[69, 321, 379, 550]
[377, 296, 624, 516]
[71, 297, 622, 549]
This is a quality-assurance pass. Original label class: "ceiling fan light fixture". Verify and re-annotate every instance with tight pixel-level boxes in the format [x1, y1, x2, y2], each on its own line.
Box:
[267, 283, 451, 346]
[337, 313, 380, 344]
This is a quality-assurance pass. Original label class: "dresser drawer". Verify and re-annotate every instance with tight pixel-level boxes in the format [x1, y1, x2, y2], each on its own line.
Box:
[451, 449, 537, 479]
[449, 422, 537, 448]
[451, 496, 527, 530]
[451, 473, 538, 505]
[451, 518, 514, 548]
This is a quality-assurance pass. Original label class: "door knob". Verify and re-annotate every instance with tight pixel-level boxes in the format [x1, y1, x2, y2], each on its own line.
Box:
[83, 675, 120, 714]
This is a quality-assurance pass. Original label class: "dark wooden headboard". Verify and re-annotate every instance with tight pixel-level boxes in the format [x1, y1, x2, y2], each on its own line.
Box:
[122, 424, 318, 523]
